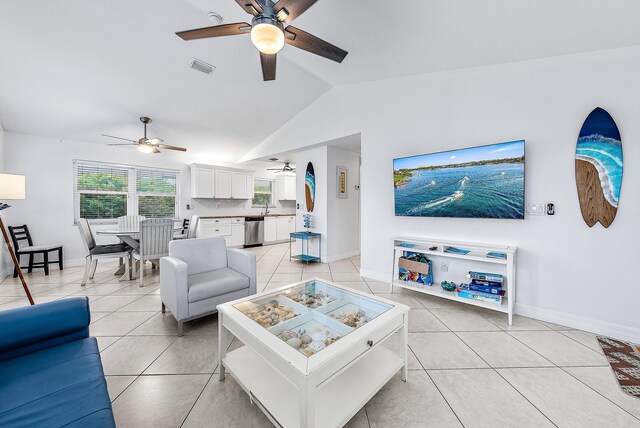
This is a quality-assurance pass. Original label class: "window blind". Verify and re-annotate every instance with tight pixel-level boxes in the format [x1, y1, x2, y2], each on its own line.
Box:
[73, 160, 179, 222]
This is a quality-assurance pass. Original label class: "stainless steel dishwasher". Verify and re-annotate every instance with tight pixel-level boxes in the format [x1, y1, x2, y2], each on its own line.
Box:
[244, 217, 264, 247]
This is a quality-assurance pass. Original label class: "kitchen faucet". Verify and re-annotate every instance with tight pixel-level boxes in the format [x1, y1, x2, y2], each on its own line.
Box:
[263, 200, 270, 216]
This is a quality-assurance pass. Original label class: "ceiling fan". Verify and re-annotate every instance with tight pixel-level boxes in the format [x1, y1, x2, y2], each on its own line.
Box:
[175, 0, 348, 81]
[102, 117, 187, 154]
[267, 161, 295, 173]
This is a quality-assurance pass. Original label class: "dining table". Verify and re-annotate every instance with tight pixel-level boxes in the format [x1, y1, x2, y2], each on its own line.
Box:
[96, 226, 183, 281]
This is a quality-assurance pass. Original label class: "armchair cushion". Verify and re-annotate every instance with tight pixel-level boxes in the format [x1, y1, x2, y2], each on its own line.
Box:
[169, 236, 228, 275]
[188, 267, 250, 303]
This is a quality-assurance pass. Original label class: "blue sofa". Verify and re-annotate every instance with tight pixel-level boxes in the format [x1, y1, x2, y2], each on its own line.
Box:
[0, 297, 115, 427]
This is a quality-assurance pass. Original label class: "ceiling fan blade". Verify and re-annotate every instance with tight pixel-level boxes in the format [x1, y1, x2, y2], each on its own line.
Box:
[235, 0, 263, 16]
[285, 26, 348, 63]
[260, 52, 277, 81]
[157, 144, 187, 152]
[108, 143, 137, 146]
[176, 23, 251, 41]
[102, 134, 136, 143]
[152, 148, 161, 154]
[274, 0, 318, 23]
[146, 138, 164, 145]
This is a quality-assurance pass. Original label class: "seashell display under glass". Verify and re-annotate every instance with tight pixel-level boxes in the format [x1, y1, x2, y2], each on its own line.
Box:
[233, 280, 393, 357]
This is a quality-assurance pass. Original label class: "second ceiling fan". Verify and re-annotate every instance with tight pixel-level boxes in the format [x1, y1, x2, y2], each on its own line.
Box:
[175, 0, 348, 81]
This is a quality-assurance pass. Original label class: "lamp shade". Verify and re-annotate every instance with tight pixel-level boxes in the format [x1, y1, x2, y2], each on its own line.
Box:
[0, 173, 25, 200]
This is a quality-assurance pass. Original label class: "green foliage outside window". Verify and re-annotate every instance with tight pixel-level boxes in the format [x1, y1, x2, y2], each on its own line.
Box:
[252, 179, 273, 207]
[77, 172, 127, 191]
[80, 194, 127, 219]
[139, 196, 176, 218]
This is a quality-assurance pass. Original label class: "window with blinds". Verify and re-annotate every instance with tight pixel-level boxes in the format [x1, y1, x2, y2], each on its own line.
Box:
[252, 178, 274, 207]
[73, 161, 179, 222]
[137, 169, 177, 218]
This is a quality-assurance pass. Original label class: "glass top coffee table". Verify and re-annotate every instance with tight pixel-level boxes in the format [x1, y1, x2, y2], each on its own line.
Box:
[217, 278, 410, 428]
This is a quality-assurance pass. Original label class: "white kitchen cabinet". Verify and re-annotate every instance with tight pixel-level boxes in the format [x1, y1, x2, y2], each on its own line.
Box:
[276, 216, 290, 241]
[231, 172, 248, 199]
[276, 174, 296, 201]
[215, 170, 232, 199]
[264, 217, 277, 242]
[191, 167, 215, 198]
[199, 217, 244, 247]
[231, 223, 244, 247]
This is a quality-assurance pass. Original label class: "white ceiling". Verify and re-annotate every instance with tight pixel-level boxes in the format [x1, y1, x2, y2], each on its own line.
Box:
[1, 0, 639, 162]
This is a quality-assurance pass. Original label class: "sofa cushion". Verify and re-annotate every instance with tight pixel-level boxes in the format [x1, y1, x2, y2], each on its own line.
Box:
[0, 337, 114, 427]
[188, 267, 250, 303]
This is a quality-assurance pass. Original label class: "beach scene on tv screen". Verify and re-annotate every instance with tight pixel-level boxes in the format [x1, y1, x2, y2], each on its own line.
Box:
[394, 140, 525, 219]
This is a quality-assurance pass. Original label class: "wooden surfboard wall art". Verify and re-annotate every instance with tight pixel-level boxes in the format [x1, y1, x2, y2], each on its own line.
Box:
[305, 162, 315, 212]
[576, 107, 623, 228]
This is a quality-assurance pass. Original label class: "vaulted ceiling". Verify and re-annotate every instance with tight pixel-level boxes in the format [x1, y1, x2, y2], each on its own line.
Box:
[1, 0, 639, 162]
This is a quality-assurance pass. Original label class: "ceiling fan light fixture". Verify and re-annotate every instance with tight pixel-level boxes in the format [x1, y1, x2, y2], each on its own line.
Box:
[251, 19, 284, 54]
[138, 144, 155, 154]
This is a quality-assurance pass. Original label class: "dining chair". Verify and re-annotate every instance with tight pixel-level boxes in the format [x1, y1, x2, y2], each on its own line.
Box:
[8, 225, 63, 276]
[132, 218, 174, 286]
[117, 215, 146, 232]
[174, 215, 199, 240]
[186, 215, 199, 238]
[77, 218, 132, 286]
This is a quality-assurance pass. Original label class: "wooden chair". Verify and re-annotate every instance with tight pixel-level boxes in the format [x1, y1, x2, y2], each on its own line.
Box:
[117, 215, 146, 232]
[132, 218, 173, 286]
[8, 225, 63, 276]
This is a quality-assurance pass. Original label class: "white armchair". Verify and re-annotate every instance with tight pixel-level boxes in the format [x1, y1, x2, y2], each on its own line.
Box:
[160, 236, 256, 335]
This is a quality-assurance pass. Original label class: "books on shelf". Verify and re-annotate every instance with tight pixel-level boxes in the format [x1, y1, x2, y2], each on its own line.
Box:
[470, 279, 503, 288]
[467, 271, 503, 282]
[457, 284, 503, 304]
[468, 283, 503, 294]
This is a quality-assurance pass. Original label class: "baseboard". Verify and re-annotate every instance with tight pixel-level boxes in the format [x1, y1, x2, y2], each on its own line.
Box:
[359, 268, 389, 283]
[324, 250, 360, 264]
[515, 303, 640, 344]
[360, 267, 640, 344]
[64, 258, 87, 268]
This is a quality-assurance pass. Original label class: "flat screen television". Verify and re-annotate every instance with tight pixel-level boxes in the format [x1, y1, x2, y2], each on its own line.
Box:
[393, 140, 525, 219]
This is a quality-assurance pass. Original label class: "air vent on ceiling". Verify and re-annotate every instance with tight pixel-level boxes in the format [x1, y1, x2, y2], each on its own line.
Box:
[191, 59, 215, 75]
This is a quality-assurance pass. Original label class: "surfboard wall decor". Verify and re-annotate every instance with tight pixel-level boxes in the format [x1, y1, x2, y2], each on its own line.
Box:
[305, 162, 316, 212]
[576, 107, 623, 228]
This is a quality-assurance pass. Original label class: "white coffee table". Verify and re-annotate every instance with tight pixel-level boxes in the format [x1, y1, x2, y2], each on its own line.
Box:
[217, 278, 410, 428]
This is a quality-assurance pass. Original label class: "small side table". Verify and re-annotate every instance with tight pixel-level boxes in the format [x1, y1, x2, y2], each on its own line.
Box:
[289, 231, 321, 264]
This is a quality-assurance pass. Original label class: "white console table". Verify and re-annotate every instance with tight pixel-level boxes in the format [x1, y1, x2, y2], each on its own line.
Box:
[391, 237, 517, 325]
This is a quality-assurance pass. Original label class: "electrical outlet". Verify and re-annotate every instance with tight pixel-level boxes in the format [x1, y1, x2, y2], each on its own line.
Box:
[441, 261, 449, 272]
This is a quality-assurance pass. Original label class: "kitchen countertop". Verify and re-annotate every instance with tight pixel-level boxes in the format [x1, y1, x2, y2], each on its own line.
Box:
[199, 213, 295, 219]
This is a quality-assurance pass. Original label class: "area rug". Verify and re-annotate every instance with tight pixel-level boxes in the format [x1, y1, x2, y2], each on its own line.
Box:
[597, 336, 640, 398]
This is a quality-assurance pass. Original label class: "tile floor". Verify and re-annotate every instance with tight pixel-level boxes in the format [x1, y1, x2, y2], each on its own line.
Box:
[1, 243, 639, 427]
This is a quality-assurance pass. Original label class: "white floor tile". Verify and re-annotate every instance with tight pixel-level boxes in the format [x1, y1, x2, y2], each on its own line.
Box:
[429, 369, 554, 427]
[499, 367, 640, 427]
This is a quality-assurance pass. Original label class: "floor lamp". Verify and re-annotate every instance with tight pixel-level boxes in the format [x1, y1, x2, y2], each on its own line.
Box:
[0, 173, 34, 305]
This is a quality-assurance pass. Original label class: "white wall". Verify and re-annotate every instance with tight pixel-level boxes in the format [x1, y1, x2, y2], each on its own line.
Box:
[246, 46, 640, 342]
[327, 147, 360, 260]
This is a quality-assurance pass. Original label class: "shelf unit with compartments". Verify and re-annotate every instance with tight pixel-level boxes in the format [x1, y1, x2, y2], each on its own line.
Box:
[391, 236, 517, 325]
